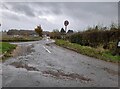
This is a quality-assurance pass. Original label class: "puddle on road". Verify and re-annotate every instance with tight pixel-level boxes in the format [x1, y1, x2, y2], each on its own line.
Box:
[45, 43, 54, 48]
[10, 61, 39, 71]
[42, 70, 91, 82]
[46, 43, 50, 46]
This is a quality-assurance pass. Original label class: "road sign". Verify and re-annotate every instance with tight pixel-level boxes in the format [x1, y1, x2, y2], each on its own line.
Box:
[64, 20, 69, 26]
[64, 20, 69, 31]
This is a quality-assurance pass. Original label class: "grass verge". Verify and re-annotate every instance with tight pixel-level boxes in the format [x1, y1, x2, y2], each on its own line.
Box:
[55, 40, 120, 63]
[0, 42, 17, 61]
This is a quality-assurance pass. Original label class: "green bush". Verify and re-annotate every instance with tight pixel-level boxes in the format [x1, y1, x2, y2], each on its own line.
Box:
[67, 25, 120, 55]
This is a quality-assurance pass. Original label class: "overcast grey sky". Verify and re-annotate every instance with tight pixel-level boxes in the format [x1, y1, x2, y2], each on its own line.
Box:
[0, 2, 118, 32]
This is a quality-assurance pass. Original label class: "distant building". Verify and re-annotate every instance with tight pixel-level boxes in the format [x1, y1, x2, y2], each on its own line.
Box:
[42, 31, 51, 37]
[67, 30, 74, 34]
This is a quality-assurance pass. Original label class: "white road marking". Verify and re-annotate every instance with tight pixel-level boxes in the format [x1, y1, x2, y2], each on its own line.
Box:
[46, 39, 49, 41]
[43, 46, 51, 53]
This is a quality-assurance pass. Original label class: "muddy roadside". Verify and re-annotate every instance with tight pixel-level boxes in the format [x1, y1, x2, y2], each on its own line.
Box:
[12, 44, 35, 57]
[2, 43, 35, 62]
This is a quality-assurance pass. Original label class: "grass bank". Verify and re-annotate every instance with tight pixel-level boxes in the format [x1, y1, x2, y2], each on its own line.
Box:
[0, 42, 17, 61]
[55, 40, 120, 63]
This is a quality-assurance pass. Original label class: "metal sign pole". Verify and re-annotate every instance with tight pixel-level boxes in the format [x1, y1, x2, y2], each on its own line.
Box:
[65, 26, 67, 32]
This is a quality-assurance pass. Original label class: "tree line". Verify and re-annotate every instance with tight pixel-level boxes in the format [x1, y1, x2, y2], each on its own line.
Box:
[50, 28, 74, 39]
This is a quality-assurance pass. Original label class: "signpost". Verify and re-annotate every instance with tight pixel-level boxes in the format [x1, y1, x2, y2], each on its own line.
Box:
[117, 41, 120, 47]
[117, 40, 120, 55]
[64, 20, 69, 32]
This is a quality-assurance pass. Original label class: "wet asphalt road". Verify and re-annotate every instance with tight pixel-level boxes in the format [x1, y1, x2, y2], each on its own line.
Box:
[1, 39, 118, 87]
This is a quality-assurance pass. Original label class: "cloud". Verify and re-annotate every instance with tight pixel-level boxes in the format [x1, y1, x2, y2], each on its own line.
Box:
[2, 9, 20, 21]
[2, 2, 35, 17]
[1, 2, 118, 31]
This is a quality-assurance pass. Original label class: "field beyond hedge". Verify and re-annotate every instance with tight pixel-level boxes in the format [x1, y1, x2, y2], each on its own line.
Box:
[1, 36, 42, 42]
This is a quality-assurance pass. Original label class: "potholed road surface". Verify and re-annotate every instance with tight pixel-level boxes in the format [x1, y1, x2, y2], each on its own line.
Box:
[1, 39, 118, 87]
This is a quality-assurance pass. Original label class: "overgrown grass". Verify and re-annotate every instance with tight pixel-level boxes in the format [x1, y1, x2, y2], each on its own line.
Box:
[0, 42, 17, 60]
[55, 40, 120, 63]
[0, 42, 16, 53]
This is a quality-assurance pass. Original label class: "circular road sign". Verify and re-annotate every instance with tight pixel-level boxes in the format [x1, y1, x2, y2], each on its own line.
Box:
[64, 20, 69, 26]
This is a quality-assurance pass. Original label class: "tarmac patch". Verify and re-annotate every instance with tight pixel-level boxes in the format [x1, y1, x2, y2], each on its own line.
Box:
[10, 61, 39, 71]
[42, 70, 91, 82]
